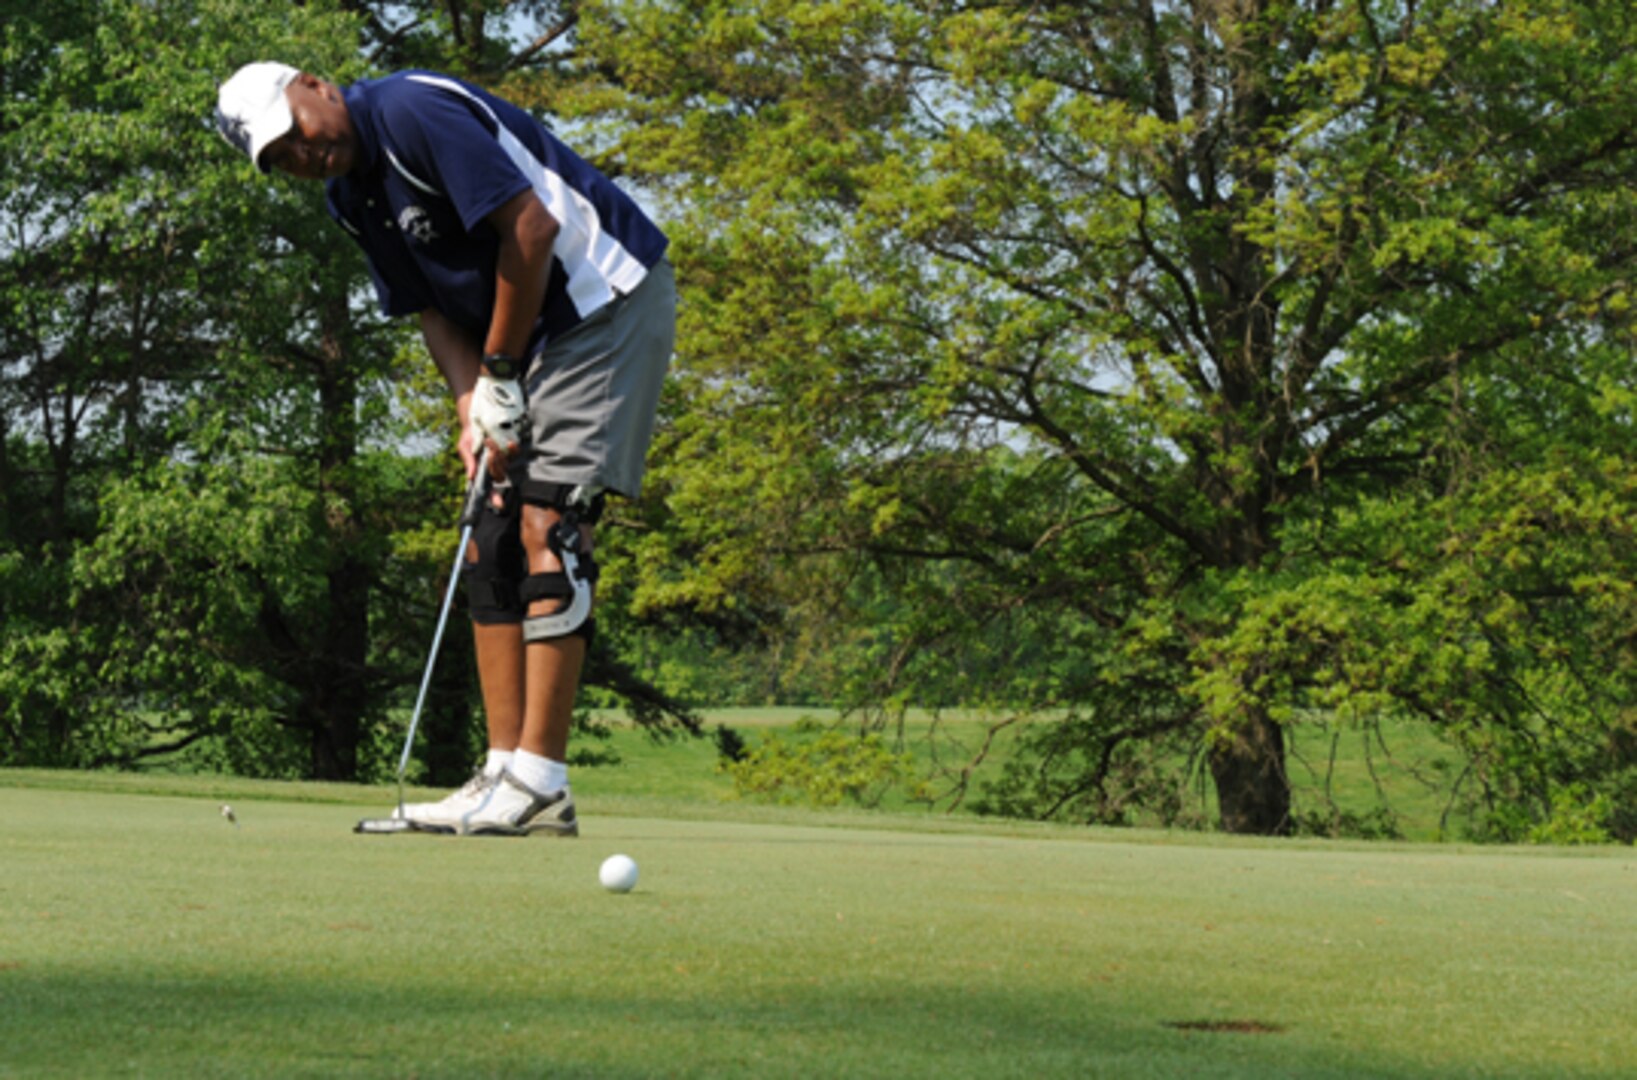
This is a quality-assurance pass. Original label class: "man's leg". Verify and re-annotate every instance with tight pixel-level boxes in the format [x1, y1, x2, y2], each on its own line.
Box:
[395, 499, 529, 827]
[474, 622, 525, 753]
[463, 499, 541, 804]
[467, 493, 530, 763]
[460, 259, 673, 835]
[518, 505, 591, 761]
[457, 500, 590, 835]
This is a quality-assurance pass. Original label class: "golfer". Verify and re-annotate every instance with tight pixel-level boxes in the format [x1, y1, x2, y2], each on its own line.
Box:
[215, 63, 674, 835]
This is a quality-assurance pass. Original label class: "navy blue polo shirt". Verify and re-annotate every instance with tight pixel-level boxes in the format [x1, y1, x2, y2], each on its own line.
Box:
[325, 71, 668, 349]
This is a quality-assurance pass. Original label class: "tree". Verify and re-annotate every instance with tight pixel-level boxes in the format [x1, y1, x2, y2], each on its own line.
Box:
[568, 0, 1637, 834]
[0, 0, 397, 775]
[1, 0, 696, 779]
[344, 0, 582, 78]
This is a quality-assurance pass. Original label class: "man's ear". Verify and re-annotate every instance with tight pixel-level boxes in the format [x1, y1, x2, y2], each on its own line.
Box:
[289, 71, 331, 100]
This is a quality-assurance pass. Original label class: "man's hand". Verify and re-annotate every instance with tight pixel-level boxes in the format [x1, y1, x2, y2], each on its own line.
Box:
[469, 373, 526, 454]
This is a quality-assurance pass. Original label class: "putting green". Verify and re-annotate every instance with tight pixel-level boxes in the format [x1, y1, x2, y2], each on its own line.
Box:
[1, 779, 1632, 1077]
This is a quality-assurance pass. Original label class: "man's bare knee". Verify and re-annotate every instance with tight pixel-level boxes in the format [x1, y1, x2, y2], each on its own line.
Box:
[522, 506, 566, 617]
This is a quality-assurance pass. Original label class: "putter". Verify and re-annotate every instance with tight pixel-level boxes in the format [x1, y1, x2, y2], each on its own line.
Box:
[356, 448, 493, 835]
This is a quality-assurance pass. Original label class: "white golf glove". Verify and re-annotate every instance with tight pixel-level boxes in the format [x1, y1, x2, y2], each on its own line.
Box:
[469, 374, 526, 450]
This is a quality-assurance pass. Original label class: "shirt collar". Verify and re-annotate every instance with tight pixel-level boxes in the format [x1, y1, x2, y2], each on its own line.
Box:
[340, 80, 382, 177]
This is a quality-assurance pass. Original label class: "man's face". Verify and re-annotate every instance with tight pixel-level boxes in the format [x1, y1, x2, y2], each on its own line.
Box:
[260, 74, 358, 180]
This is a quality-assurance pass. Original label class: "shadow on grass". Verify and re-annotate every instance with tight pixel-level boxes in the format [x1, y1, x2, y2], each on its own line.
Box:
[0, 966, 1542, 1080]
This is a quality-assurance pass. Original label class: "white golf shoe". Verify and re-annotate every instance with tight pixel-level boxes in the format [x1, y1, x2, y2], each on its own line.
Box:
[458, 771, 579, 837]
[393, 770, 499, 832]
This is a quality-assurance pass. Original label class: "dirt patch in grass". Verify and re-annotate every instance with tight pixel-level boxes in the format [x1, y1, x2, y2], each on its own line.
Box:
[1163, 1019, 1286, 1034]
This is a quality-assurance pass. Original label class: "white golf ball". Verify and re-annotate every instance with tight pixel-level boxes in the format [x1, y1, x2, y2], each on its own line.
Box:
[599, 854, 639, 893]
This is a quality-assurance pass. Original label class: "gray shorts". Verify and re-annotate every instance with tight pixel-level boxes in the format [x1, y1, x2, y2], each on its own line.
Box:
[518, 258, 675, 500]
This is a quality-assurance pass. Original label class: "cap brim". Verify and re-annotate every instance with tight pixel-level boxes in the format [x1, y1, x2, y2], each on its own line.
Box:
[246, 97, 296, 174]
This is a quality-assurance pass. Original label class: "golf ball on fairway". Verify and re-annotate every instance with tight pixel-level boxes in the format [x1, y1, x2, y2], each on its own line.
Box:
[600, 854, 639, 893]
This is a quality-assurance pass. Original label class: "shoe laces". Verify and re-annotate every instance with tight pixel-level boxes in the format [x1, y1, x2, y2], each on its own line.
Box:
[458, 769, 499, 799]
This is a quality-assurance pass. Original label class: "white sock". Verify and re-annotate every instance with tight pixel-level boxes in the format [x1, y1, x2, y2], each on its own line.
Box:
[483, 749, 514, 777]
[510, 749, 568, 795]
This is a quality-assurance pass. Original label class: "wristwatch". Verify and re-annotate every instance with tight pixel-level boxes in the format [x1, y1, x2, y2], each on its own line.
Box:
[481, 352, 521, 380]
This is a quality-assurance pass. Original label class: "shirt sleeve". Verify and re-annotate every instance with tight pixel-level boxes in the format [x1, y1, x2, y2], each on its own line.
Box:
[373, 78, 534, 234]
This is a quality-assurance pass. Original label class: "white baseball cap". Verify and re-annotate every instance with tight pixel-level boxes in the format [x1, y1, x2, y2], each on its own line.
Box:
[216, 62, 300, 173]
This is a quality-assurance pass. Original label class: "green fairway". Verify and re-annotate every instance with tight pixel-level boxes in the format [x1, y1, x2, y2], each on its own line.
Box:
[1, 773, 1633, 1078]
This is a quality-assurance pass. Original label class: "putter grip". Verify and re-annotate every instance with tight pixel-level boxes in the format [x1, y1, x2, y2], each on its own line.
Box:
[459, 447, 492, 528]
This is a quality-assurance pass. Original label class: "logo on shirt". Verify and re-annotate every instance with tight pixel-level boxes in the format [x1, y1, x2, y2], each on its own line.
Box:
[398, 205, 438, 244]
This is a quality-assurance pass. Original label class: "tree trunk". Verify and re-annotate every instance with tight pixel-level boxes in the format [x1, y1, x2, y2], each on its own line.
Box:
[1208, 705, 1291, 835]
[308, 302, 367, 781]
[0, 407, 10, 533]
[422, 625, 477, 787]
[310, 559, 369, 780]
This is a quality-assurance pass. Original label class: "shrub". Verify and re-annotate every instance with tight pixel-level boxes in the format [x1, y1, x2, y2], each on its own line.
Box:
[723, 727, 920, 808]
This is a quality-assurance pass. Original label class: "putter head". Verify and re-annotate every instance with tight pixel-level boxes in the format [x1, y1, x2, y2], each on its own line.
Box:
[354, 816, 417, 834]
[353, 817, 458, 835]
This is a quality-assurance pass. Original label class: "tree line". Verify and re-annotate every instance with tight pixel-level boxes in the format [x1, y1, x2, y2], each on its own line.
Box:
[3, 0, 1635, 841]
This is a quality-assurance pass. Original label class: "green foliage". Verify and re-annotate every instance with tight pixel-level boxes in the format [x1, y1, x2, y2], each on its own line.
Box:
[723, 720, 923, 807]
[1521, 785, 1618, 846]
[712, 722, 748, 763]
[0, 0, 378, 773]
[7, 0, 1637, 845]
[564, 0, 1637, 838]
[1292, 806, 1405, 843]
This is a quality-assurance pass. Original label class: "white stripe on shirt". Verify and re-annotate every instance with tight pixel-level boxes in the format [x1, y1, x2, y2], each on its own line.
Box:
[405, 74, 648, 321]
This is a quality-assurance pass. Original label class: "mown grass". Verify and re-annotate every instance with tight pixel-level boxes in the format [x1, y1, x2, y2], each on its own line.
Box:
[2, 769, 1633, 1078]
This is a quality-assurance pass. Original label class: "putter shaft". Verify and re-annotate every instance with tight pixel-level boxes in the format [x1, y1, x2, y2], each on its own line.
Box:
[396, 449, 492, 812]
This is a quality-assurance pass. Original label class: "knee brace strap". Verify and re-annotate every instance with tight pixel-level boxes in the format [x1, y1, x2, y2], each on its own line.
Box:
[521, 480, 607, 523]
[519, 515, 599, 643]
[463, 497, 525, 625]
[521, 589, 596, 643]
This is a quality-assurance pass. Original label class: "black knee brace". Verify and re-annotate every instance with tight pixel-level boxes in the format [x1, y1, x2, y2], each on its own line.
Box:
[462, 489, 527, 625]
[517, 482, 603, 644]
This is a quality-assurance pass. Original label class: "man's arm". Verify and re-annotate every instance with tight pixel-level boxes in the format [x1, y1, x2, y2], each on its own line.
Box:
[421, 308, 480, 418]
[420, 308, 489, 478]
[483, 188, 559, 363]
[425, 189, 559, 480]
